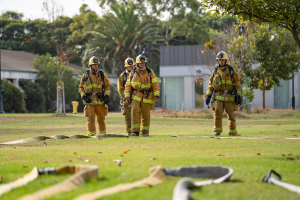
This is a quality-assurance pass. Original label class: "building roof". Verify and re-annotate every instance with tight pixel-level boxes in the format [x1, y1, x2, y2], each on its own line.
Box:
[160, 45, 221, 66]
[1, 49, 83, 75]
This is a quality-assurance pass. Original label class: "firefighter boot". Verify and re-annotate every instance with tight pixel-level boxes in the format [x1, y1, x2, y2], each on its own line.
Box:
[130, 132, 139, 136]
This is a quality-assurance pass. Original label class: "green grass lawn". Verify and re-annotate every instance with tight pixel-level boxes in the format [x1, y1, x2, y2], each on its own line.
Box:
[0, 112, 300, 200]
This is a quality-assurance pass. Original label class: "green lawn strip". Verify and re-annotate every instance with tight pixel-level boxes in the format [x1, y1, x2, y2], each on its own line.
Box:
[0, 114, 300, 199]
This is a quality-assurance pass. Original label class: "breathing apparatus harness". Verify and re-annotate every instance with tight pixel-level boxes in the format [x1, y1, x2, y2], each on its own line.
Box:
[211, 64, 242, 105]
[129, 64, 152, 99]
[82, 68, 105, 100]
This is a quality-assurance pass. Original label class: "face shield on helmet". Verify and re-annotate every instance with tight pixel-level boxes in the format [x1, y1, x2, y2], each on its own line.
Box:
[136, 54, 147, 64]
[125, 57, 135, 68]
[216, 51, 229, 60]
[88, 56, 100, 66]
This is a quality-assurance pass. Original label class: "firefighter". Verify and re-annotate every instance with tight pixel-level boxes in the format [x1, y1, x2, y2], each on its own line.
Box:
[117, 57, 135, 136]
[78, 56, 111, 136]
[124, 54, 160, 136]
[205, 51, 242, 136]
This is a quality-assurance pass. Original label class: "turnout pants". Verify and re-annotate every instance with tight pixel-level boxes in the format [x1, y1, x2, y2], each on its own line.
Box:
[121, 104, 131, 135]
[212, 100, 238, 135]
[84, 104, 107, 136]
[131, 99, 152, 135]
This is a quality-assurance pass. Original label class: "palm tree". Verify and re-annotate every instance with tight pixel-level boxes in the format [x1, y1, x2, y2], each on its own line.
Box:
[83, 2, 165, 75]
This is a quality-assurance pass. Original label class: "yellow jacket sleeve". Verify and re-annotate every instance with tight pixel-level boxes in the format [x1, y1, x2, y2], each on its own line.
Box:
[233, 70, 242, 96]
[78, 74, 86, 98]
[117, 72, 124, 97]
[103, 73, 111, 97]
[124, 72, 132, 98]
[206, 71, 215, 96]
[151, 70, 160, 97]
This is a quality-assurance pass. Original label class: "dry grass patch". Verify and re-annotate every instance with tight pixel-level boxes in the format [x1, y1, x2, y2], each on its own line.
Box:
[151, 109, 250, 119]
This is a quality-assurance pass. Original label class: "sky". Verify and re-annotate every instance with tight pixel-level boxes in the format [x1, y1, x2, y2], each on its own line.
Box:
[0, 0, 105, 20]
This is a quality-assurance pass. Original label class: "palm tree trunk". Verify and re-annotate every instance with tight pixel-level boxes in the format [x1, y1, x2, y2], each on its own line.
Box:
[112, 59, 116, 76]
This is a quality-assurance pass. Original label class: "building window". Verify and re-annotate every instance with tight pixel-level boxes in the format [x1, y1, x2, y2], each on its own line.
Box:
[162, 77, 184, 110]
[274, 79, 289, 109]
[195, 78, 204, 109]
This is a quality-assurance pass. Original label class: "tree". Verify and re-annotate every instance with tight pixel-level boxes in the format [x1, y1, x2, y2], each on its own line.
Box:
[1, 79, 26, 113]
[217, 21, 258, 75]
[97, 0, 209, 46]
[0, 11, 56, 54]
[32, 53, 78, 112]
[19, 79, 46, 113]
[202, 0, 300, 48]
[165, 13, 210, 46]
[67, 4, 101, 66]
[42, 0, 79, 115]
[244, 25, 300, 109]
[83, 3, 165, 76]
[97, 0, 203, 19]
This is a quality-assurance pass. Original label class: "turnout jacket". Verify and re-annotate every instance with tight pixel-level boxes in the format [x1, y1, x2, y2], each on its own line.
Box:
[117, 69, 130, 98]
[78, 70, 111, 105]
[206, 65, 242, 102]
[124, 67, 160, 104]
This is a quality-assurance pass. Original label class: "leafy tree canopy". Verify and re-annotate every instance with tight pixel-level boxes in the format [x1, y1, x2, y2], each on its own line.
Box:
[83, 2, 165, 75]
[244, 24, 300, 109]
[202, 0, 300, 48]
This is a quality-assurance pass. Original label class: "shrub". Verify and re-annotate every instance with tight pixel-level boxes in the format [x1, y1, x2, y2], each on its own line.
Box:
[1, 79, 26, 113]
[19, 79, 46, 113]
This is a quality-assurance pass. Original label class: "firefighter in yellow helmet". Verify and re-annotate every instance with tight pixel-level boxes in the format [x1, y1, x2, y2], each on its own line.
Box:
[124, 54, 160, 136]
[117, 57, 135, 136]
[78, 56, 111, 136]
[205, 51, 242, 136]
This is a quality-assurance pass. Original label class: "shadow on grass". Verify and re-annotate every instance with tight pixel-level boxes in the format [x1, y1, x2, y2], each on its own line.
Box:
[97, 176, 108, 181]
[271, 156, 300, 161]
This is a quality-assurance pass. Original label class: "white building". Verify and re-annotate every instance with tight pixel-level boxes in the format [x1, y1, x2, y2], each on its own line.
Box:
[159, 45, 300, 110]
[0, 49, 118, 85]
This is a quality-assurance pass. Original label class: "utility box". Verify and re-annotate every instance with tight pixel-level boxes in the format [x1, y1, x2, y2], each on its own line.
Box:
[71, 101, 79, 114]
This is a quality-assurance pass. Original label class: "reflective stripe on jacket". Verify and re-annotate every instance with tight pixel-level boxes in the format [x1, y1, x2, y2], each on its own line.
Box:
[124, 67, 160, 104]
[117, 71, 130, 98]
[78, 71, 111, 105]
[206, 65, 242, 102]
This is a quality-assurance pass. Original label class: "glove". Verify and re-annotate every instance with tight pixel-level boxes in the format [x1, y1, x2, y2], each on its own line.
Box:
[125, 97, 131, 104]
[154, 96, 159, 103]
[205, 96, 211, 105]
[97, 93, 103, 99]
[235, 95, 242, 105]
[103, 95, 109, 104]
[83, 95, 92, 103]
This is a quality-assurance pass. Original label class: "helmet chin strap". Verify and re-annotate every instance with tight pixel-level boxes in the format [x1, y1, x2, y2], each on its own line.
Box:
[91, 67, 99, 74]
[218, 60, 228, 69]
[137, 63, 146, 70]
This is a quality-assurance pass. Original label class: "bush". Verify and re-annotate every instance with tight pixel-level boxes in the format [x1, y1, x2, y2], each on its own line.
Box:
[1, 78, 26, 113]
[19, 79, 46, 113]
[108, 84, 120, 111]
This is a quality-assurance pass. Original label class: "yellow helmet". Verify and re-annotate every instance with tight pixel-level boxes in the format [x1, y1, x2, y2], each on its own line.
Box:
[136, 54, 147, 64]
[216, 51, 229, 60]
[124, 57, 135, 67]
[88, 56, 100, 66]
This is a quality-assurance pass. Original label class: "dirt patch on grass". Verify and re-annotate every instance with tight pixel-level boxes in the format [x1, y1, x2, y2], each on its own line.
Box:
[151, 109, 250, 119]
[48, 114, 75, 117]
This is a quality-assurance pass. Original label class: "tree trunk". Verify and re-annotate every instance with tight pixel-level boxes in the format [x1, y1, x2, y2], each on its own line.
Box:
[59, 90, 62, 115]
[262, 83, 265, 110]
[112, 59, 116, 76]
[165, 26, 169, 46]
[291, 29, 300, 49]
